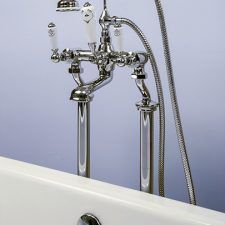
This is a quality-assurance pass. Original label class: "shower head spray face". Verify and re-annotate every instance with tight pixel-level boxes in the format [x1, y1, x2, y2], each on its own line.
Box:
[56, 0, 80, 12]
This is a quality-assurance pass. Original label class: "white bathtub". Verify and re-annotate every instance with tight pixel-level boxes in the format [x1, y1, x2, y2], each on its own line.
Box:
[0, 157, 224, 225]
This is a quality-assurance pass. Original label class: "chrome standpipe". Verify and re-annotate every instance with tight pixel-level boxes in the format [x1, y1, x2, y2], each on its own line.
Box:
[136, 101, 158, 193]
[70, 85, 93, 178]
[77, 100, 91, 177]
[70, 70, 112, 178]
[132, 67, 158, 194]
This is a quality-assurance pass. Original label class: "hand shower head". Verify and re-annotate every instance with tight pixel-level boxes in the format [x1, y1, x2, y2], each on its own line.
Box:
[56, 0, 80, 12]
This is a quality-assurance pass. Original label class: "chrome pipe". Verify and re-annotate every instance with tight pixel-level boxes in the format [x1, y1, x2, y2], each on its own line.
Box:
[134, 79, 153, 193]
[137, 100, 158, 194]
[118, 17, 166, 198]
[72, 71, 112, 179]
[77, 101, 90, 177]
[135, 79, 151, 101]
[140, 109, 154, 193]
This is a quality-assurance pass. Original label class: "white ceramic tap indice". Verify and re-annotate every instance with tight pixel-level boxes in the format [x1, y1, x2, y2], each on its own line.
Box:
[0, 156, 224, 225]
[81, 3, 97, 45]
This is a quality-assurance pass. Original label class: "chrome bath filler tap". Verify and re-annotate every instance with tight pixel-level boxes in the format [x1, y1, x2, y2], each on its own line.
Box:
[48, 0, 196, 205]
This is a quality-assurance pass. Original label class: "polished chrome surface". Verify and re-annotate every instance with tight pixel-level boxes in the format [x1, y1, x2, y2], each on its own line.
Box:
[51, 49, 94, 64]
[48, 5, 161, 192]
[137, 100, 158, 193]
[77, 101, 90, 177]
[113, 17, 166, 199]
[69, 62, 84, 87]
[132, 66, 147, 80]
[56, 0, 80, 12]
[135, 79, 150, 102]
[48, 0, 195, 204]
[140, 110, 154, 193]
[51, 50, 60, 63]
[70, 71, 113, 102]
[78, 214, 101, 225]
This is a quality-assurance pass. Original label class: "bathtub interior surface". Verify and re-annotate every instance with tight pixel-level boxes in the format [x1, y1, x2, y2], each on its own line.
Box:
[0, 157, 224, 225]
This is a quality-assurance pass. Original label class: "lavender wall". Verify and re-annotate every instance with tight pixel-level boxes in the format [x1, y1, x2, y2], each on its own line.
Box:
[0, 0, 225, 212]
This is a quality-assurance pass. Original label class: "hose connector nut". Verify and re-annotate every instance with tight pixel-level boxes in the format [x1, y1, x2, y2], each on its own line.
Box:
[136, 100, 158, 112]
[131, 66, 147, 79]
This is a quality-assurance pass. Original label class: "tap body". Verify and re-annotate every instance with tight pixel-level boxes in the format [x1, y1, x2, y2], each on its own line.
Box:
[49, 2, 158, 194]
[48, 0, 196, 204]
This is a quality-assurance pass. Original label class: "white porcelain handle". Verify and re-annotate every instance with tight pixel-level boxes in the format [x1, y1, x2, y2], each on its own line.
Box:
[48, 23, 58, 50]
[81, 4, 97, 44]
[114, 25, 123, 52]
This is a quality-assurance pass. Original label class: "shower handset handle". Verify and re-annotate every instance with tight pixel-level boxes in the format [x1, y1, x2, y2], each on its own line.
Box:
[81, 3, 97, 47]
[48, 23, 58, 51]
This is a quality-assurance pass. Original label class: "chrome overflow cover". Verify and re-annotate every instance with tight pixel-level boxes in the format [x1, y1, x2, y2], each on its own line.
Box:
[78, 213, 101, 225]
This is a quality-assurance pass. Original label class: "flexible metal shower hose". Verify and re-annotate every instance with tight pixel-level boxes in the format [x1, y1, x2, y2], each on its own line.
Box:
[154, 0, 196, 204]
[119, 18, 166, 198]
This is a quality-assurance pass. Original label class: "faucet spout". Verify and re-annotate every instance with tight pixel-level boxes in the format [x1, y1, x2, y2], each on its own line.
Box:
[70, 71, 113, 102]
